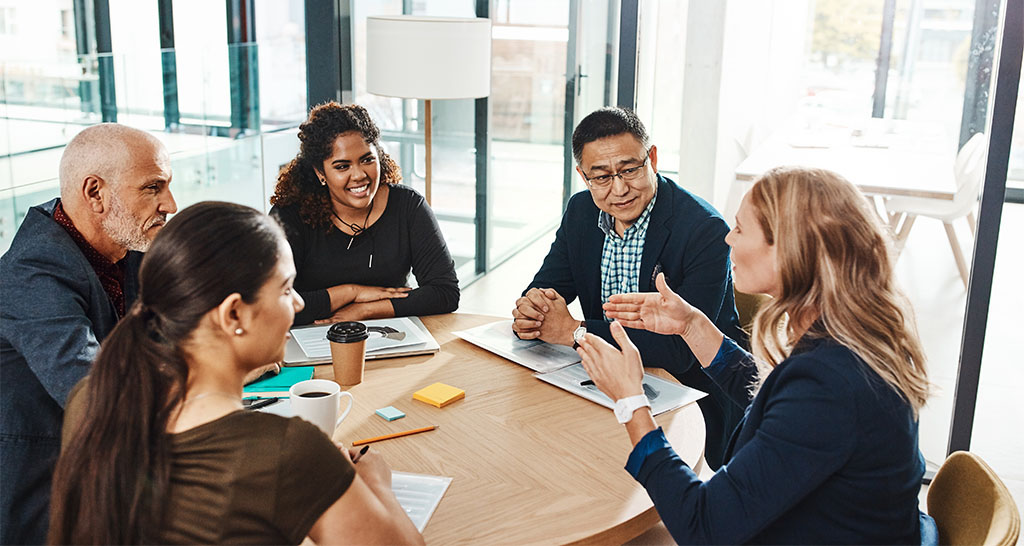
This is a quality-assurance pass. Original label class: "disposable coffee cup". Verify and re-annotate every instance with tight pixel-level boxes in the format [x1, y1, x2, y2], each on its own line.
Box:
[289, 379, 353, 437]
[327, 321, 368, 386]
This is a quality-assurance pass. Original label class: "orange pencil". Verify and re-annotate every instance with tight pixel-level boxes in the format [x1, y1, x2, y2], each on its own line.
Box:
[352, 425, 438, 446]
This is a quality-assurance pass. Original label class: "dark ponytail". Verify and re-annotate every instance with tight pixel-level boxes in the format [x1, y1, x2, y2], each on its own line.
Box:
[49, 202, 285, 544]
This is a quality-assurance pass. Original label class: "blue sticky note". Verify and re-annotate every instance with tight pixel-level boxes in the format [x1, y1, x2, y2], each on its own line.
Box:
[375, 406, 405, 421]
[243, 366, 313, 393]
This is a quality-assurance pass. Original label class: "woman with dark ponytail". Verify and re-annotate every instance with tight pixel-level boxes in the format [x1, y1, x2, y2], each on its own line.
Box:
[49, 202, 423, 545]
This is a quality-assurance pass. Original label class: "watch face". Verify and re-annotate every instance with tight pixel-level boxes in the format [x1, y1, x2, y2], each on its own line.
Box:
[573, 326, 586, 343]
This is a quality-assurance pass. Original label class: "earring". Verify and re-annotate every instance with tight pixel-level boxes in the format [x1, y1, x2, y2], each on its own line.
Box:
[234, 328, 244, 335]
[319, 178, 326, 186]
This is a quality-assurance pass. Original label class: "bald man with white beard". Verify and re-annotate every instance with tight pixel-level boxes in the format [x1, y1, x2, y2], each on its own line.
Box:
[0, 124, 176, 544]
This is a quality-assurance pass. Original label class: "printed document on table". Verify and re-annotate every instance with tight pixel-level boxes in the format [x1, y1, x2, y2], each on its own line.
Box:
[392, 471, 452, 532]
[453, 319, 579, 373]
[291, 317, 429, 359]
[535, 363, 707, 416]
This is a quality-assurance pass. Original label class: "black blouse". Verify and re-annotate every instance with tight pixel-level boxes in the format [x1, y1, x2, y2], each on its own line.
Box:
[271, 185, 459, 325]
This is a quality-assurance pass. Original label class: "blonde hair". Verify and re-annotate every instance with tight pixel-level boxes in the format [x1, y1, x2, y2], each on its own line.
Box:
[747, 167, 930, 415]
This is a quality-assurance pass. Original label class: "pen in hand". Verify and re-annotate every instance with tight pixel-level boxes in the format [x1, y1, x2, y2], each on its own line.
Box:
[352, 445, 370, 463]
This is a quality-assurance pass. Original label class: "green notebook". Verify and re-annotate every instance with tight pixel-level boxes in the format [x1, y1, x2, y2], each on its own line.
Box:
[243, 366, 313, 393]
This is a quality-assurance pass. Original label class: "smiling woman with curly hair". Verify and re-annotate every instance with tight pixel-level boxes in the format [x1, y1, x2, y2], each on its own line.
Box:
[270, 102, 459, 325]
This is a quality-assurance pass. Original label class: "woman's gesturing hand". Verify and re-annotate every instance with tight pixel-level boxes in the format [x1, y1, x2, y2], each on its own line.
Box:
[602, 273, 701, 337]
[576, 321, 645, 402]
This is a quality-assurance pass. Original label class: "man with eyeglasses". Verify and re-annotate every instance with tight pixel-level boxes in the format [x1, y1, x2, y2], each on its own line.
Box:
[512, 107, 743, 470]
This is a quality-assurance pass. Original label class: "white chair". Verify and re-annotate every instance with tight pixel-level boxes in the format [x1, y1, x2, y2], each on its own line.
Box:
[885, 133, 988, 288]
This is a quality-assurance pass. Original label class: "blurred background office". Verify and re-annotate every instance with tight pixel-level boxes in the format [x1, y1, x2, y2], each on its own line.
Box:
[1, 0, 1020, 519]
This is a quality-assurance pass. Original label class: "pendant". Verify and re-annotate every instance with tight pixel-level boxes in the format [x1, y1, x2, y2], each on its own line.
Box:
[347, 236, 354, 250]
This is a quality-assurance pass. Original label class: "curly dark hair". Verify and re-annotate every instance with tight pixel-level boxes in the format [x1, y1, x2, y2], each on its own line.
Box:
[270, 102, 402, 230]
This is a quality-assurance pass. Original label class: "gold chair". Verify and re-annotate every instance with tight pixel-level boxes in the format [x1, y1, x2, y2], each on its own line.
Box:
[927, 451, 1020, 546]
[734, 289, 771, 332]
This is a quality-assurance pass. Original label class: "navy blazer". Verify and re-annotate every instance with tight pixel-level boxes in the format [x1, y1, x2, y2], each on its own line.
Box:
[0, 198, 141, 544]
[526, 175, 744, 469]
[632, 337, 926, 544]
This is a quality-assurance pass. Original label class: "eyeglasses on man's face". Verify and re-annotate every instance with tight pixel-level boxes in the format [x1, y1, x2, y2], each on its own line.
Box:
[581, 148, 652, 189]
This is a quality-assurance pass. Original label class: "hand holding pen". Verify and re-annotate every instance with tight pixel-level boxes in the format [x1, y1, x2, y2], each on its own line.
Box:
[349, 446, 394, 492]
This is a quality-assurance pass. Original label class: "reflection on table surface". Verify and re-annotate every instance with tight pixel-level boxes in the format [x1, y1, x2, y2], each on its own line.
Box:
[313, 312, 706, 545]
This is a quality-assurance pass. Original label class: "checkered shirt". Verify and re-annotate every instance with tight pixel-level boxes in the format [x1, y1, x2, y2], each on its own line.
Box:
[598, 192, 657, 320]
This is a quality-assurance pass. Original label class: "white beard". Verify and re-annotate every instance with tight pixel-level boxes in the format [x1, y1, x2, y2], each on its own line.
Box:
[101, 191, 157, 252]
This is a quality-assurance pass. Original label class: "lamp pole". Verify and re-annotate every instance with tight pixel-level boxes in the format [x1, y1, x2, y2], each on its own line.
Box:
[425, 99, 433, 204]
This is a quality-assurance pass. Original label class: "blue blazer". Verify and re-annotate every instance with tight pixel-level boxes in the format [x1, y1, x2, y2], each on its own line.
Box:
[526, 174, 744, 469]
[0, 199, 141, 544]
[630, 336, 926, 544]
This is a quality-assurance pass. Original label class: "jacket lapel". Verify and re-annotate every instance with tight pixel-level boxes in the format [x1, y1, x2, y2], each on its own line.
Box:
[579, 206, 606, 317]
[639, 176, 673, 293]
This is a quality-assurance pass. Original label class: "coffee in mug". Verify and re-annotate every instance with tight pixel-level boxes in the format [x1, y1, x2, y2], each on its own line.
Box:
[289, 379, 353, 437]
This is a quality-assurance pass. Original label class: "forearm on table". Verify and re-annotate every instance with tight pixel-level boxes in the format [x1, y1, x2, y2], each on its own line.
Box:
[338, 299, 396, 321]
[326, 284, 357, 311]
[391, 285, 459, 317]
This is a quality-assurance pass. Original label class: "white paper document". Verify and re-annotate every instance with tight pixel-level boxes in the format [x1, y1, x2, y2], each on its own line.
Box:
[535, 363, 707, 416]
[392, 471, 452, 532]
[291, 317, 431, 359]
[453, 319, 579, 373]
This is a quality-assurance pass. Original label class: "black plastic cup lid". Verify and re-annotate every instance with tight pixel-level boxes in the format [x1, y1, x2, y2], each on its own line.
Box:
[326, 321, 368, 343]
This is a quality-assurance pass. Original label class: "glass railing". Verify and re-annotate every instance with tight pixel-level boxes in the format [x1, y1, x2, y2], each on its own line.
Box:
[0, 44, 297, 255]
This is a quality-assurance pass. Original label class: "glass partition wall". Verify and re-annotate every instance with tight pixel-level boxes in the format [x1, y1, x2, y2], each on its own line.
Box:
[1, 0, 617, 289]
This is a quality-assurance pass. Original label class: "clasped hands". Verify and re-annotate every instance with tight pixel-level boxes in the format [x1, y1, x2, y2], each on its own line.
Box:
[511, 288, 579, 346]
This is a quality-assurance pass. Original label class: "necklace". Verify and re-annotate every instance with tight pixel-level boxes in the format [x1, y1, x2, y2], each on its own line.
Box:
[333, 198, 375, 250]
[183, 391, 243, 408]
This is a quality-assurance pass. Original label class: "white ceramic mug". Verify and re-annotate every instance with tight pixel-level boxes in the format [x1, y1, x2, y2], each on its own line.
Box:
[289, 379, 353, 437]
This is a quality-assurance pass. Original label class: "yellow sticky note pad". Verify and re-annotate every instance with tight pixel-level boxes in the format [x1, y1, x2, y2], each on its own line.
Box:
[413, 382, 465, 408]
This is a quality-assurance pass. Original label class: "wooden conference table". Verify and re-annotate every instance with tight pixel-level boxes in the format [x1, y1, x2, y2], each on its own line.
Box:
[313, 313, 706, 545]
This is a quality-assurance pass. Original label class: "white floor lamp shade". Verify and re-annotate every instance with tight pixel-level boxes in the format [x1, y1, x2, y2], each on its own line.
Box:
[366, 15, 492, 204]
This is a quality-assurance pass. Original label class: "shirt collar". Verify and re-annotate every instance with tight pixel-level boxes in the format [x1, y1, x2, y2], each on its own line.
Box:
[598, 189, 658, 239]
[53, 201, 123, 271]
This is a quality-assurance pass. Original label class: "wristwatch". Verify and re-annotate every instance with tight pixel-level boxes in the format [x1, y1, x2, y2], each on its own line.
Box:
[571, 321, 587, 350]
[613, 394, 651, 424]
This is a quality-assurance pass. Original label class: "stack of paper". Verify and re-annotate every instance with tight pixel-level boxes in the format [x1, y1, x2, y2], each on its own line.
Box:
[392, 471, 452, 532]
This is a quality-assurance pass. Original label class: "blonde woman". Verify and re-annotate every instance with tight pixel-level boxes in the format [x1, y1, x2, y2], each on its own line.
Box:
[577, 167, 934, 544]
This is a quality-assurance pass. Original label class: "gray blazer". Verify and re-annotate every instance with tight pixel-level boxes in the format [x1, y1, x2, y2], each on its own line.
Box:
[0, 198, 141, 544]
